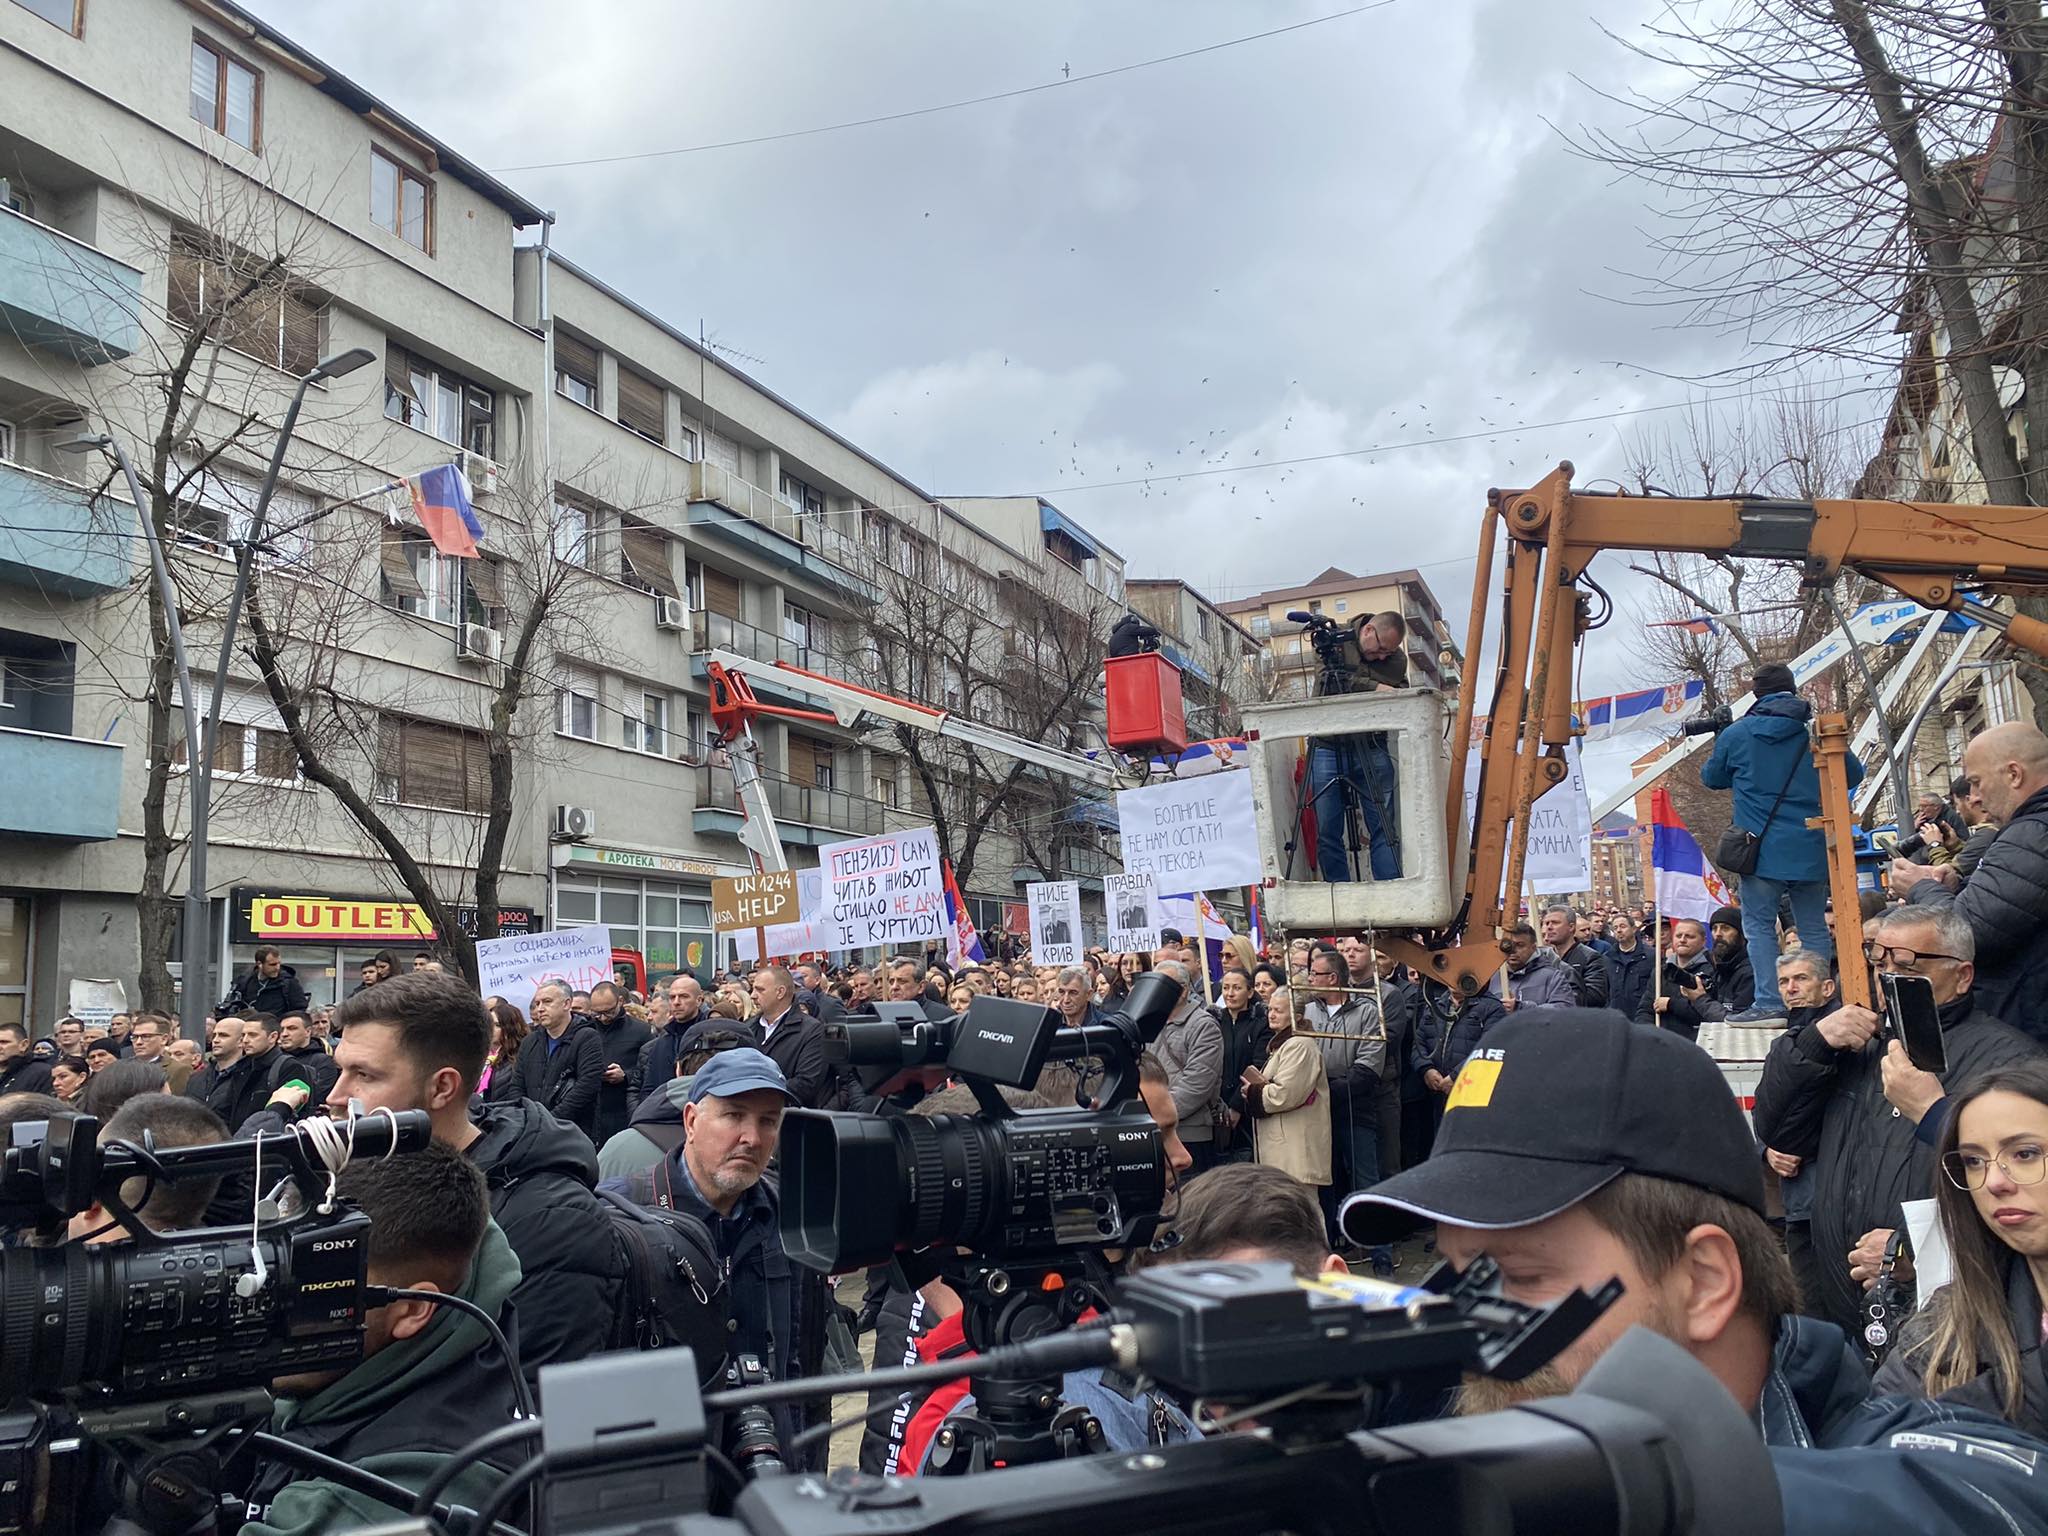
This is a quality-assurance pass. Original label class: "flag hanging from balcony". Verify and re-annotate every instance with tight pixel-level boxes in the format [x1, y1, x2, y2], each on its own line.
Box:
[408, 462, 483, 559]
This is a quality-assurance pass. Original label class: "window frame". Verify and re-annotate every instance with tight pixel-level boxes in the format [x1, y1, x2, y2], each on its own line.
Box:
[615, 364, 666, 446]
[376, 715, 490, 815]
[625, 691, 669, 756]
[369, 146, 434, 254]
[384, 346, 495, 458]
[189, 34, 261, 151]
[12, 0, 82, 35]
[554, 330, 600, 410]
[556, 674, 598, 742]
[167, 235, 322, 376]
[779, 471, 826, 521]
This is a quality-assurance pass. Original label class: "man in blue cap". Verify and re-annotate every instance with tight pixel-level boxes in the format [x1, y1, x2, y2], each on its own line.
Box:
[605, 1046, 798, 1388]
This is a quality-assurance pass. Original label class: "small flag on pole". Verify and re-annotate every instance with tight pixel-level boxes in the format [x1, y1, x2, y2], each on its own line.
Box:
[1247, 885, 1267, 956]
[1649, 787, 1730, 922]
[407, 463, 483, 559]
[942, 860, 985, 968]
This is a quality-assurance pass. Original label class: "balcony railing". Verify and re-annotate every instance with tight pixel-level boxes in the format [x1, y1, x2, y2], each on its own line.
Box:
[687, 460, 869, 574]
[0, 727, 122, 841]
[1, 460, 134, 596]
[696, 766, 890, 840]
[691, 609, 846, 676]
[0, 205, 142, 364]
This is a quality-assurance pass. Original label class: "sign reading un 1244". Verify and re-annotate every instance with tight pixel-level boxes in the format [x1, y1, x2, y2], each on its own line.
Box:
[711, 870, 798, 931]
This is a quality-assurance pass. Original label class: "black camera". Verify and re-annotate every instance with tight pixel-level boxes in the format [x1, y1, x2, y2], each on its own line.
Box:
[1680, 705, 1735, 737]
[784, 974, 1183, 1274]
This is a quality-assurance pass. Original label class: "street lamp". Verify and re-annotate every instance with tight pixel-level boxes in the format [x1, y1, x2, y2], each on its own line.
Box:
[60, 347, 377, 1039]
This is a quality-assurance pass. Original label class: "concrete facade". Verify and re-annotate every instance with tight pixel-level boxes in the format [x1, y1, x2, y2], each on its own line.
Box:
[0, 0, 1124, 1026]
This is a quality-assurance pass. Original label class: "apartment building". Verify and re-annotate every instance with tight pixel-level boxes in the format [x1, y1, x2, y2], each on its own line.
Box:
[1123, 577, 1259, 738]
[1218, 565, 1462, 702]
[0, 0, 1123, 1023]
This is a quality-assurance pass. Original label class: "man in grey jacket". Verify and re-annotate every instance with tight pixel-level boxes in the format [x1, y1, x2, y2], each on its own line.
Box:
[1304, 948, 1388, 1266]
[1488, 923, 1579, 1014]
[1151, 960, 1224, 1175]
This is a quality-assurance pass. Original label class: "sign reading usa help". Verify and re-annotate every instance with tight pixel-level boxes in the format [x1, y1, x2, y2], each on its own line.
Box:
[1115, 771, 1261, 896]
[818, 825, 947, 950]
[711, 870, 797, 930]
[476, 924, 614, 1014]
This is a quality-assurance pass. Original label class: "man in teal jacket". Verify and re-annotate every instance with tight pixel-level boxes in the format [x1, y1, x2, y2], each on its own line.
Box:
[239, 1142, 525, 1536]
[1701, 663, 1864, 1020]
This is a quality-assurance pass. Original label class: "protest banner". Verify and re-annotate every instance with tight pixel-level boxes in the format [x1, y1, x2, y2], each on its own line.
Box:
[1462, 741, 1592, 896]
[817, 825, 948, 951]
[1104, 871, 1164, 953]
[713, 870, 797, 963]
[476, 924, 614, 1013]
[1027, 881, 1084, 965]
[1115, 771, 1261, 895]
[729, 868, 828, 963]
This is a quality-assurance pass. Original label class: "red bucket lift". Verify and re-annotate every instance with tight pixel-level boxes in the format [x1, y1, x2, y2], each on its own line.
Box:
[1104, 652, 1187, 757]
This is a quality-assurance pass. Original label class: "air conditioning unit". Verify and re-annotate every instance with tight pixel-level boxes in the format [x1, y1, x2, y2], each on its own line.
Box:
[553, 804, 595, 841]
[462, 451, 501, 496]
[653, 595, 687, 631]
[457, 622, 504, 664]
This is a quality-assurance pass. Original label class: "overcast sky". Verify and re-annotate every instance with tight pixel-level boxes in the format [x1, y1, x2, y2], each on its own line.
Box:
[251, 0, 1894, 799]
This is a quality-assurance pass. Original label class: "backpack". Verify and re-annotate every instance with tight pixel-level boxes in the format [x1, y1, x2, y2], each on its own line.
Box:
[594, 1178, 730, 1380]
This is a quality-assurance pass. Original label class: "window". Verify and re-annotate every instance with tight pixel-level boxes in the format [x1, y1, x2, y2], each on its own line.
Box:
[370, 148, 431, 252]
[556, 671, 598, 741]
[552, 500, 589, 568]
[384, 347, 495, 457]
[554, 331, 599, 409]
[172, 458, 313, 562]
[376, 530, 487, 626]
[675, 421, 700, 462]
[618, 516, 680, 597]
[617, 366, 665, 445]
[171, 686, 298, 783]
[377, 716, 490, 813]
[783, 603, 826, 654]
[789, 734, 834, 791]
[13, 0, 79, 31]
[1250, 613, 1271, 640]
[190, 38, 260, 150]
[0, 421, 14, 463]
[167, 236, 321, 374]
[1308, 600, 1323, 616]
[871, 758, 898, 808]
[779, 472, 825, 520]
[625, 692, 669, 755]
[1197, 607, 1214, 641]
[1333, 600, 1348, 614]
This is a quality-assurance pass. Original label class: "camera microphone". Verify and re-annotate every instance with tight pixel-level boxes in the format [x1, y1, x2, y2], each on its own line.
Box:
[1285, 609, 1320, 625]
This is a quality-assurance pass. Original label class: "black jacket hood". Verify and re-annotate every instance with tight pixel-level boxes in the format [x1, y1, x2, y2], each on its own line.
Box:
[469, 1096, 601, 1184]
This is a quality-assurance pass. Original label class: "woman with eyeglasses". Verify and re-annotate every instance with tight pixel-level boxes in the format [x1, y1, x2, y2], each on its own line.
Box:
[1873, 1062, 2048, 1437]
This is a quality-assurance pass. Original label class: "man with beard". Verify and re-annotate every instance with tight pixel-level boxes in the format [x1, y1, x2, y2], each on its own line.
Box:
[1340, 1010, 2048, 1533]
[1708, 905, 1758, 1018]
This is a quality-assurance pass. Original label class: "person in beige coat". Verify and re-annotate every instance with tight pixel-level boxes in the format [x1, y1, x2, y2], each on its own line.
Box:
[1241, 988, 1331, 1187]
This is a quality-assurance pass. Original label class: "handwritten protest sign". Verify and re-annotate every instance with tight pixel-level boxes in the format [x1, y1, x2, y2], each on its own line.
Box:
[1027, 881, 1084, 965]
[1462, 742, 1592, 895]
[729, 868, 828, 962]
[1115, 770, 1261, 895]
[476, 924, 614, 1013]
[1105, 871, 1164, 953]
[817, 826, 947, 950]
[712, 870, 797, 930]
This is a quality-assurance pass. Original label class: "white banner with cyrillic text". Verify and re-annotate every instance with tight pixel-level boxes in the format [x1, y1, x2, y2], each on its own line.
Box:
[1115, 771, 1261, 896]
[817, 826, 948, 950]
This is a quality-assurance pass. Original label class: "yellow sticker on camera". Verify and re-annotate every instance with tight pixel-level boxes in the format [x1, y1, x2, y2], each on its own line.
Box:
[1447, 1058, 1501, 1110]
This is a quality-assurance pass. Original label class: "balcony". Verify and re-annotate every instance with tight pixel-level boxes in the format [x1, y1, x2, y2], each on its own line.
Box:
[0, 460, 134, 596]
[685, 460, 881, 605]
[690, 611, 849, 707]
[693, 766, 890, 847]
[0, 206, 142, 365]
[0, 728, 122, 840]
[1012, 841, 1114, 892]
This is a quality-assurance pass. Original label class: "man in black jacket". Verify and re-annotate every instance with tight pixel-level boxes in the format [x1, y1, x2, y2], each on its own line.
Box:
[1538, 905, 1609, 1009]
[218, 947, 310, 1020]
[584, 981, 650, 1146]
[747, 965, 829, 1108]
[1707, 905, 1757, 1016]
[793, 960, 845, 1024]
[1893, 721, 2048, 1047]
[0, 1024, 52, 1096]
[229, 1015, 286, 1131]
[186, 1015, 252, 1122]
[1633, 918, 1720, 1041]
[256, 970, 633, 1384]
[269, 1011, 339, 1105]
[1751, 905, 2041, 1334]
[633, 973, 711, 1111]
[1603, 913, 1654, 1020]
[511, 981, 604, 1139]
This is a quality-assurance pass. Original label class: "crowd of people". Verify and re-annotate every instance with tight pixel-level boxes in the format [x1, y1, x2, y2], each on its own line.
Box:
[8, 702, 2048, 1528]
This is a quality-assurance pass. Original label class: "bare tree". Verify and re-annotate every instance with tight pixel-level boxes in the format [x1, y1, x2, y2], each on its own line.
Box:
[853, 538, 1117, 891]
[1581, 0, 2048, 721]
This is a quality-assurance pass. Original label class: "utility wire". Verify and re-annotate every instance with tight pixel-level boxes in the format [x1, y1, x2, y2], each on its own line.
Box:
[492, 3, 1397, 173]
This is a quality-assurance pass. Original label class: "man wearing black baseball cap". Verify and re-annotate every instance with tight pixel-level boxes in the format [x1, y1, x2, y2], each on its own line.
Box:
[1342, 1010, 2048, 1533]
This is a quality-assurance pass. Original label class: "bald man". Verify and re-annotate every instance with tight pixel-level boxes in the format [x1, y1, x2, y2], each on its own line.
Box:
[1893, 721, 2048, 1045]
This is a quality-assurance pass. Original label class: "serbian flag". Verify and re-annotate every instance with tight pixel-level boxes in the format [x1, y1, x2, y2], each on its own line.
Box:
[941, 860, 985, 968]
[1649, 787, 1730, 922]
[1247, 886, 1268, 957]
[408, 462, 483, 559]
[1647, 614, 1720, 636]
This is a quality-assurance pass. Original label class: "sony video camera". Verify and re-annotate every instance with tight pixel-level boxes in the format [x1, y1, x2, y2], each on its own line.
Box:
[781, 971, 1183, 1275]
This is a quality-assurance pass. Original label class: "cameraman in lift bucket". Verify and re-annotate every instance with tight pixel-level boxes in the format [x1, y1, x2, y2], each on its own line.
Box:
[1339, 1009, 2048, 1535]
[1293, 608, 1406, 883]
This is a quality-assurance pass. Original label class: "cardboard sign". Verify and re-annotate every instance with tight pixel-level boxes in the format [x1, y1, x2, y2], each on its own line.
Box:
[817, 826, 948, 950]
[1027, 880, 1084, 966]
[476, 924, 614, 1013]
[1105, 871, 1164, 954]
[729, 868, 828, 963]
[1115, 770, 1262, 895]
[711, 870, 797, 931]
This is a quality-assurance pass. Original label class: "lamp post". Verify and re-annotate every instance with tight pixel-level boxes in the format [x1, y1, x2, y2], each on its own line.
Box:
[61, 346, 376, 1039]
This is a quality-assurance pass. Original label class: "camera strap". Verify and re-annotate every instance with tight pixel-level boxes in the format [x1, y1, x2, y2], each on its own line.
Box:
[1755, 753, 1805, 841]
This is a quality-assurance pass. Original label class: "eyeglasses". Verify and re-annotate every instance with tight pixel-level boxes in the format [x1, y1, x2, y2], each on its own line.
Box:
[1863, 941, 1966, 970]
[1942, 1144, 2048, 1191]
